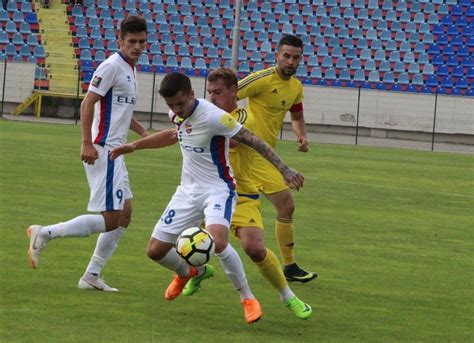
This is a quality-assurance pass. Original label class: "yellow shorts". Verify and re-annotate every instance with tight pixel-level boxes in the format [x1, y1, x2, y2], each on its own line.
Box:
[252, 153, 288, 194]
[231, 195, 264, 235]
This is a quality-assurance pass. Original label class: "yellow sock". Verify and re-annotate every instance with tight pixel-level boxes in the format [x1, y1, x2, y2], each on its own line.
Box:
[255, 248, 288, 291]
[275, 219, 295, 265]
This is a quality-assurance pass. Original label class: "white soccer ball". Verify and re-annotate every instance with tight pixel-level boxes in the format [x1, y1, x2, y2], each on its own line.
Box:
[176, 227, 215, 266]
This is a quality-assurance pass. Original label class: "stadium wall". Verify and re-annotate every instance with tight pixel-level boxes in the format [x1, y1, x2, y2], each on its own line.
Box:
[1, 65, 473, 146]
[0, 62, 35, 105]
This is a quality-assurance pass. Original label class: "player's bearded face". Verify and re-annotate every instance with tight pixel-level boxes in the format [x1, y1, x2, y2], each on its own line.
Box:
[276, 45, 303, 78]
[119, 31, 147, 65]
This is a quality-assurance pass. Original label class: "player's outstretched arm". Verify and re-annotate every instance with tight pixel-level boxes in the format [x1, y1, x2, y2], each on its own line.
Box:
[233, 127, 304, 190]
[110, 129, 178, 160]
[290, 111, 309, 152]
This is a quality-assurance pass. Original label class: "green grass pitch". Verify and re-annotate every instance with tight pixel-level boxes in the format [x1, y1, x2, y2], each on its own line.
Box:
[1, 119, 473, 342]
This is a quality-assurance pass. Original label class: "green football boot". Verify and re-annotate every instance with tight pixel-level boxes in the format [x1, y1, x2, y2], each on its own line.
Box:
[183, 264, 215, 296]
[285, 296, 312, 319]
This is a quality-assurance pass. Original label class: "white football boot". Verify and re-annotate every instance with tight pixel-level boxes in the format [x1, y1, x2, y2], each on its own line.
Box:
[78, 274, 119, 292]
[27, 225, 48, 269]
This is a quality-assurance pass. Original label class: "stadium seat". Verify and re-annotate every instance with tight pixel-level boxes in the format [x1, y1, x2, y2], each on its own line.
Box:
[426, 75, 438, 87]
[33, 45, 46, 58]
[95, 51, 106, 63]
[108, 40, 118, 52]
[309, 66, 321, 79]
[152, 55, 164, 66]
[441, 75, 454, 88]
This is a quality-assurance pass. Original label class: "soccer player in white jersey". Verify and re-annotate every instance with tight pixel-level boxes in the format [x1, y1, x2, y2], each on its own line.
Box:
[110, 73, 304, 324]
[26, 16, 149, 291]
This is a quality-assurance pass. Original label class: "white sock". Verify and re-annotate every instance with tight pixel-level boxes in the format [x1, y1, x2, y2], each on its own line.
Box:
[157, 248, 190, 277]
[279, 286, 295, 303]
[42, 215, 106, 239]
[216, 244, 254, 300]
[85, 226, 126, 276]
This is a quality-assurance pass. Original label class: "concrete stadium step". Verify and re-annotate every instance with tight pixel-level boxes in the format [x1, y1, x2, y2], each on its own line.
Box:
[48, 85, 81, 94]
[49, 73, 79, 83]
[35, 0, 79, 95]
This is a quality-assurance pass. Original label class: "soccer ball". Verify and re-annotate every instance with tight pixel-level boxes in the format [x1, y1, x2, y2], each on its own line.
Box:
[176, 227, 215, 266]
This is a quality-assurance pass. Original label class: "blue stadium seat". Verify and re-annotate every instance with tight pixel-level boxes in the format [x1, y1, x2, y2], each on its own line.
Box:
[324, 68, 336, 80]
[339, 68, 351, 81]
[451, 65, 465, 78]
[321, 56, 333, 68]
[404, 52, 416, 64]
[80, 49, 92, 61]
[189, 36, 201, 47]
[408, 63, 420, 74]
[379, 61, 391, 72]
[332, 47, 343, 58]
[368, 70, 379, 82]
[456, 77, 469, 89]
[389, 51, 401, 63]
[446, 55, 458, 67]
[152, 55, 164, 67]
[354, 69, 365, 82]
[336, 57, 347, 69]
[426, 75, 438, 87]
[394, 61, 406, 73]
[0, 31, 9, 44]
[78, 37, 90, 49]
[193, 46, 204, 57]
[19, 44, 31, 57]
[310, 66, 322, 78]
[296, 65, 308, 77]
[350, 58, 362, 70]
[383, 71, 395, 84]
[108, 40, 118, 52]
[138, 54, 150, 66]
[95, 51, 106, 63]
[12, 32, 24, 45]
[437, 64, 449, 76]
[422, 64, 435, 75]
[441, 75, 454, 88]
[33, 45, 46, 58]
[397, 73, 409, 84]
[365, 60, 376, 71]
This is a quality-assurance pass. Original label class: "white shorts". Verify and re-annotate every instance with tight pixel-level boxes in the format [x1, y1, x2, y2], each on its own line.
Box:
[152, 186, 237, 244]
[84, 145, 132, 212]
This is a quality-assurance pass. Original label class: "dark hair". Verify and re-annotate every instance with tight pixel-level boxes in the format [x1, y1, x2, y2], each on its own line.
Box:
[278, 34, 303, 50]
[159, 72, 192, 97]
[207, 67, 238, 88]
[120, 16, 147, 39]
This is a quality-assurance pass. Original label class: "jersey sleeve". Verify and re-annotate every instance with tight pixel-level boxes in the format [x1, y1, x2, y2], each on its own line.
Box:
[291, 82, 304, 110]
[293, 83, 304, 105]
[212, 111, 242, 138]
[88, 62, 117, 97]
[236, 72, 264, 100]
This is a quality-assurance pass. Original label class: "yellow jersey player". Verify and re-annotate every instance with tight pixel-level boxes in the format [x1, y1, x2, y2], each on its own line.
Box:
[237, 34, 317, 283]
[182, 67, 311, 319]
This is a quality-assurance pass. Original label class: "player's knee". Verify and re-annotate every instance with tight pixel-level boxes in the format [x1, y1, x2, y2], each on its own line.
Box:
[102, 212, 120, 231]
[244, 242, 266, 263]
[120, 213, 132, 228]
[146, 244, 163, 261]
[213, 237, 228, 254]
[276, 198, 295, 217]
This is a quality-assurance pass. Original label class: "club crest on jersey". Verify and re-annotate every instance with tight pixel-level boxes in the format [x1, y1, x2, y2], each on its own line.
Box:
[219, 113, 238, 129]
[91, 76, 102, 88]
[185, 123, 193, 134]
[127, 75, 132, 82]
